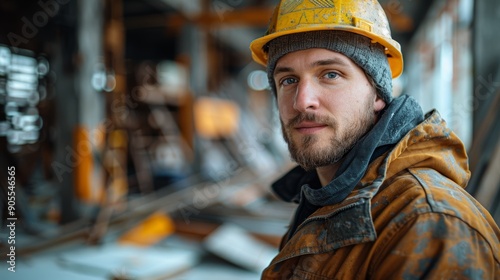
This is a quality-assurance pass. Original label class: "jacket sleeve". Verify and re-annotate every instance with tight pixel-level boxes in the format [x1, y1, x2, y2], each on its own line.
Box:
[371, 212, 500, 280]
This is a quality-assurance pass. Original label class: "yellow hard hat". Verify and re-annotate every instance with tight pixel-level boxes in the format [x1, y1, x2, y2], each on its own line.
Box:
[250, 0, 403, 78]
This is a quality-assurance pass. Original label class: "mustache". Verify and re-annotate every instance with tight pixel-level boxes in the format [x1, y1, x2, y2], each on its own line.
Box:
[286, 112, 335, 128]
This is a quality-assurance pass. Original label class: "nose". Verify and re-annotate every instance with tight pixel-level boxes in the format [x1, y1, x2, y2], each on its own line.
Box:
[293, 80, 319, 112]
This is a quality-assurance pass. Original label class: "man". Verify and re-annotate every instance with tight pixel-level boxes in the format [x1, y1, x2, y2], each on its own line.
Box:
[249, 0, 500, 279]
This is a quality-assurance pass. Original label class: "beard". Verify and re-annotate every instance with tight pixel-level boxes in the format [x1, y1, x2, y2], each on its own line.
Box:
[281, 99, 376, 171]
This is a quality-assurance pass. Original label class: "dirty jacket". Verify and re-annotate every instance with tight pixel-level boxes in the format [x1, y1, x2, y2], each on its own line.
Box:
[263, 95, 500, 279]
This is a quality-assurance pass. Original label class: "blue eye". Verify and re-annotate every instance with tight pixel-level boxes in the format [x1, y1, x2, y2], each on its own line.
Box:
[281, 77, 297, 86]
[324, 72, 339, 79]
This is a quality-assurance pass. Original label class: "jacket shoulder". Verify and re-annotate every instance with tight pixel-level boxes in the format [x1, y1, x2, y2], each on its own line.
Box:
[383, 168, 499, 251]
[370, 167, 500, 278]
[408, 167, 496, 228]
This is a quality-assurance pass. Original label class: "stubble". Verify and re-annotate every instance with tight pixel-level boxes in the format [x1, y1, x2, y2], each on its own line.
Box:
[281, 99, 376, 171]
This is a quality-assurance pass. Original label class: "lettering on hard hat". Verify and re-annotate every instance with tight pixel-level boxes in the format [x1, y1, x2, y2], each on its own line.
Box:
[314, 9, 328, 23]
[298, 12, 308, 26]
[281, 9, 340, 31]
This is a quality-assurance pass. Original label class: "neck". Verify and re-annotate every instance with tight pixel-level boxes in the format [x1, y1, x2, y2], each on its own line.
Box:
[316, 161, 342, 187]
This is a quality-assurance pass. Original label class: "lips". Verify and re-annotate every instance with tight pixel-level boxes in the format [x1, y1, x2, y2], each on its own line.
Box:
[294, 121, 328, 134]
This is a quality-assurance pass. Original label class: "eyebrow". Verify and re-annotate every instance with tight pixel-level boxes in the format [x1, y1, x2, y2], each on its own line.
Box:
[313, 58, 350, 68]
[273, 57, 350, 77]
[273, 66, 293, 77]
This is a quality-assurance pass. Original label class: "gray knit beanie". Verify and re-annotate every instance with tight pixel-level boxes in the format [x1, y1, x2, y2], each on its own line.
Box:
[266, 30, 393, 104]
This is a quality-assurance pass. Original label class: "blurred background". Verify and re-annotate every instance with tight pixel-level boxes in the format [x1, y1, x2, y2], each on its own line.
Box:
[0, 0, 499, 279]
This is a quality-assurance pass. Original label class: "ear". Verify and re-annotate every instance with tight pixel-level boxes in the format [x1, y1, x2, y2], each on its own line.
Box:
[374, 94, 386, 113]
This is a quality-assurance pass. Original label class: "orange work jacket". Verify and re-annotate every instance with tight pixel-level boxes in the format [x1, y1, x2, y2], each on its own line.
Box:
[262, 111, 500, 279]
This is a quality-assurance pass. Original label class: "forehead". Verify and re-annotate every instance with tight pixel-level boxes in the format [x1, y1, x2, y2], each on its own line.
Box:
[275, 48, 357, 70]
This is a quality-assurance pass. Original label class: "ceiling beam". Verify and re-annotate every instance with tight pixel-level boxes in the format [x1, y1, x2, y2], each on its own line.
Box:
[166, 7, 273, 29]
[124, 6, 273, 30]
